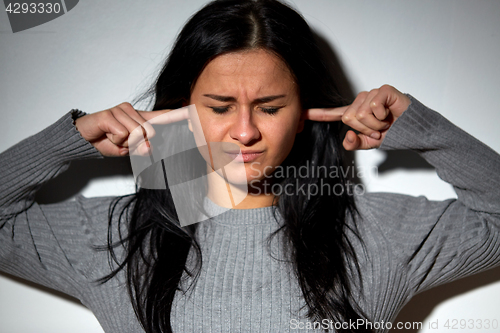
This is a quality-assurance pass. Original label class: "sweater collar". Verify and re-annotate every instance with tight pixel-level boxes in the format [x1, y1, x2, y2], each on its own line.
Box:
[202, 197, 282, 226]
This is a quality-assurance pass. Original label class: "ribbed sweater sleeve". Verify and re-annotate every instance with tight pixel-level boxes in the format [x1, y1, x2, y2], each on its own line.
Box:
[352, 95, 500, 323]
[0, 110, 104, 298]
[381, 94, 500, 214]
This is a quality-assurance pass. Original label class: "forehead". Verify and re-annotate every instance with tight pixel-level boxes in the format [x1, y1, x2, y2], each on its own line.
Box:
[194, 49, 296, 93]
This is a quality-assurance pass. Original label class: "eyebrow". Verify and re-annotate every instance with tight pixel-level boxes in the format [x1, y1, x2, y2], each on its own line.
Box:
[203, 94, 286, 104]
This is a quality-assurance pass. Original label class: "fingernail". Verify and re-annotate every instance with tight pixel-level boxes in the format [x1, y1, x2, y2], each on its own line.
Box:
[370, 132, 380, 140]
[382, 123, 391, 130]
[346, 135, 353, 143]
[120, 148, 129, 156]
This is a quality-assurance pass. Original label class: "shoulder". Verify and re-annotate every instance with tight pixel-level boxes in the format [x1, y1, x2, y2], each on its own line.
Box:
[347, 191, 500, 291]
[347, 192, 458, 264]
[352, 191, 455, 226]
[38, 194, 135, 261]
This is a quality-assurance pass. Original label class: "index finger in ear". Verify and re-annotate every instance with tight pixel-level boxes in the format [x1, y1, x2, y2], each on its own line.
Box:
[305, 105, 348, 122]
[138, 107, 190, 124]
[128, 107, 191, 152]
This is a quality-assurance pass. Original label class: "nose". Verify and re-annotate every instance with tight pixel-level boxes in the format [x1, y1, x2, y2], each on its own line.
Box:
[228, 107, 261, 145]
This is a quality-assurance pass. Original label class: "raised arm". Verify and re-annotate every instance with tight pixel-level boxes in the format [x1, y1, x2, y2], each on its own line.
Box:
[372, 93, 500, 292]
[0, 110, 102, 218]
[0, 103, 187, 297]
[307, 85, 500, 296]
[0, 110, 103, 296]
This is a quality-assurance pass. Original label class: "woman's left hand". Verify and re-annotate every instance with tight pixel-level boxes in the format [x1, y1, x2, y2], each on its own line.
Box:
[306, 84, 410, 150]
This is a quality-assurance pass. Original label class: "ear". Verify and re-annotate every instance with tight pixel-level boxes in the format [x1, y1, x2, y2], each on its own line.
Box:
[296, 110, 306, 134]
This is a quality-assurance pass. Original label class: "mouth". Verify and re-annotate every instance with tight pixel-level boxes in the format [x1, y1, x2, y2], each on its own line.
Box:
[224, 149, 264, 163]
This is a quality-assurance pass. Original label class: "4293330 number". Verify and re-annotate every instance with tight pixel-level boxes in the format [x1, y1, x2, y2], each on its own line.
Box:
[444, 319, 498, 330]
[5, 2, 61, 14]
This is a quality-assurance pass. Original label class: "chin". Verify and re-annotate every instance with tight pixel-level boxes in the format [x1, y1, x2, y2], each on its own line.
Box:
[211, 163, 250, 185]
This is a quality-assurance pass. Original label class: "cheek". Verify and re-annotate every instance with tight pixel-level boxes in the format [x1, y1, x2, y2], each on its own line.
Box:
[197, 113, 226, 142]
[266, 113, 302, 165]
[263, 121, 298, 155]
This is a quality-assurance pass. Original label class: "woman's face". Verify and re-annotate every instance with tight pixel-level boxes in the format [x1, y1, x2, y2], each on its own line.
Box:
[188, 49, 304, 184]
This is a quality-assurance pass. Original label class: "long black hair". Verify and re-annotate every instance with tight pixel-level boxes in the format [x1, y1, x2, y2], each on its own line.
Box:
[100, 0, 370, 332]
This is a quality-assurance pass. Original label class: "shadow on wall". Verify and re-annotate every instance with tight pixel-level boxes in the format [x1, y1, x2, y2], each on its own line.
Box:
[313, 32, 435, 182]
[394, 266, 500, 333]
[29, 30, 498, 333]
[35, 156, 132, 204]
[378, 150, 434, 173]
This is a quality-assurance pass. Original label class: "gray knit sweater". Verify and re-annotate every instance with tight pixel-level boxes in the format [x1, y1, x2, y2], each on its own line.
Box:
[1, 95, 499, 332]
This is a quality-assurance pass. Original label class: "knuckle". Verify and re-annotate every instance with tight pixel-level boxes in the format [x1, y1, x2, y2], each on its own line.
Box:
[358, 91, 369, 99]
[119, 101, 133, 109]
[356, 109, 369, 120]
[102, 109, 114, 119]
[361, 104, 374, 116]
[380, 84, 393, 91]
[117, 128, 129, 139]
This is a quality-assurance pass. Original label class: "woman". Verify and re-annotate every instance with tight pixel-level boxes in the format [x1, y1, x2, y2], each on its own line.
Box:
[1, 0, 499, 332]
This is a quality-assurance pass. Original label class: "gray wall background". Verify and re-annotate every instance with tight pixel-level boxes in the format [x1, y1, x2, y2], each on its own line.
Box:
[1, 1, 499, 332]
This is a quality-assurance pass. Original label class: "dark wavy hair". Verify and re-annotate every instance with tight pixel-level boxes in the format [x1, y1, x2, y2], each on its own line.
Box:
[100, 0, 370, 332]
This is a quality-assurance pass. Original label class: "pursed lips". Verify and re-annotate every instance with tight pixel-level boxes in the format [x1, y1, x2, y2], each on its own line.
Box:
[223, 149, 264, 162]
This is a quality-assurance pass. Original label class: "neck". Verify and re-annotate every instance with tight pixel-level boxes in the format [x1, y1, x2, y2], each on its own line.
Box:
[206, 170, 276, 209]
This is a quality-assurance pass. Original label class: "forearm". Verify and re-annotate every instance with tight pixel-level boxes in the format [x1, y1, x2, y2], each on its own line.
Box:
[0, 110, 102, 217]
[355, 95, 500, 294]
[0, 111, 106, 296]
[380, 94, 500, 214]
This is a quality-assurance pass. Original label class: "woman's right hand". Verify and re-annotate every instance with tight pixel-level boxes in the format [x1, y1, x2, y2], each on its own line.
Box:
[75, 102, 189, 157]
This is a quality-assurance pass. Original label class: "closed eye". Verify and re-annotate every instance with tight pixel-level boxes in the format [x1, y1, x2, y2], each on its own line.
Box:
[260, 107, 280, 115]
[210, 106, 230, 114]
[209, 106, 283, 115]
